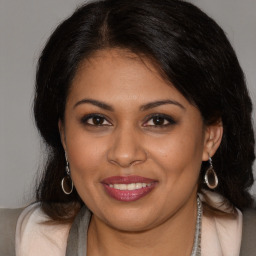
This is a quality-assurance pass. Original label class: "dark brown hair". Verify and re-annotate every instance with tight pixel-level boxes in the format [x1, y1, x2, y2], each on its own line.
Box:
[34, 0, 255, 222]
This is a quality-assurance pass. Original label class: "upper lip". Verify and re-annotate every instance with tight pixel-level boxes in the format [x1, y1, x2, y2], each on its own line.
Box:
[102, 175, 157, 184]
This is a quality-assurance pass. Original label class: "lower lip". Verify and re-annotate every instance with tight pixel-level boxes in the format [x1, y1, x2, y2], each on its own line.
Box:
[102, 183, 157, 202]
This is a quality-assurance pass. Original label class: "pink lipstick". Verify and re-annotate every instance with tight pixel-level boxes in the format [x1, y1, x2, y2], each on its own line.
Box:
[101, 175, 157, 202]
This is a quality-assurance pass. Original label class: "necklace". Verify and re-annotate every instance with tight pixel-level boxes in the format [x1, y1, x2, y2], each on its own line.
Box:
[190, 196, 202, 256]
[66, 197, 203, 256]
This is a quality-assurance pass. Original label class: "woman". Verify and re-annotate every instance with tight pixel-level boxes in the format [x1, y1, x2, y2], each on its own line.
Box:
[1, 0, 255, 255]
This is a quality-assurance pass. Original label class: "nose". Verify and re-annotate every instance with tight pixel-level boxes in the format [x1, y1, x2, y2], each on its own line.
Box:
[107, 127, 147, 168]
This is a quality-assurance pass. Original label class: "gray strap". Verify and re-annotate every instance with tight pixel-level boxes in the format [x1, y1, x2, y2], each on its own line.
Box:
[0, 208, 24, 256]
[66, 206, 91, 256]
[240, 209, 256, 256]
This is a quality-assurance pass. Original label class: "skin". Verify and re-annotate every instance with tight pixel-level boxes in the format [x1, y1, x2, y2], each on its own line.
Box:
[59, 48, 223, 256]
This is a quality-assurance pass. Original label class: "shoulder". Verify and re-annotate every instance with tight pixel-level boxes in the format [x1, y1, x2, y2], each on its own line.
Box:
[0, 207, 25, 256]
[16, 203, 71, 256]
[1, 204, 72, 256]
[240, 208, 256, 255]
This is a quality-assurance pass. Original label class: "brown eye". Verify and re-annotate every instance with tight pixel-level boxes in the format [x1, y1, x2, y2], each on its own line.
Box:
[92, 116, 105, 125]
[143, 114, 176, 127]
[152, 116, 165, 125]
[81, 114, 112, 126]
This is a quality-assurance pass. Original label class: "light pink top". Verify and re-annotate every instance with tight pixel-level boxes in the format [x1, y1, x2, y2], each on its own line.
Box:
[16, 192, 242, 256]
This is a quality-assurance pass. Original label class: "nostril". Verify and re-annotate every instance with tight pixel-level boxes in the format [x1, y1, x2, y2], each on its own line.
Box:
[106, 129, 148, 167]
[108, 157, 146, 168]
[107, 148, 148, 168]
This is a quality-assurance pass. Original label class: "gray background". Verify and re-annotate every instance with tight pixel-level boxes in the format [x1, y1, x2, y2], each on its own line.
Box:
[0, 0, 255, 208]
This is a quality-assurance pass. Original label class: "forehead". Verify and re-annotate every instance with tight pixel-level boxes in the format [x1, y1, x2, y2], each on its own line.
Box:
[68, 48, 190, 108]
[73, 48, 165, 86]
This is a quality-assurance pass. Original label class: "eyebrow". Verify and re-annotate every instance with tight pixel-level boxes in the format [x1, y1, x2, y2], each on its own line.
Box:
[140, 100, 185, 111]
[73, 99, 114, 111]
[73, 98, 185, 111]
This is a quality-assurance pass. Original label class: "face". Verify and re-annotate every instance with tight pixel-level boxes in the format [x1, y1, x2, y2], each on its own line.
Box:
[60, 49, 220, 232]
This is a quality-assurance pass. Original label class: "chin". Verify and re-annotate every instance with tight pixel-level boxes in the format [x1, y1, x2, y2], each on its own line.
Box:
[107, 217, 155, 232]
[96, 206, 161, 232]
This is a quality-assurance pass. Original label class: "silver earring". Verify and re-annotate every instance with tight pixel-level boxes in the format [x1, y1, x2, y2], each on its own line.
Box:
[61, 153, 74, 195]
[204, 157, 218, 189]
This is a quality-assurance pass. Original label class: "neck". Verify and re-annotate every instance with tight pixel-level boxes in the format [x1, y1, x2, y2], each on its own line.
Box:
[87, 194, 198, 256]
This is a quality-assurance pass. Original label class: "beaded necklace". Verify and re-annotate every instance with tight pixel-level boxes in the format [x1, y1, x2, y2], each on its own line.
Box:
[190, 197, 202, 256]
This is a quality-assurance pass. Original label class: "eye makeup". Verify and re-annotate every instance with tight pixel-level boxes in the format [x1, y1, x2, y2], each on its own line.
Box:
[142, 113, 177, 128]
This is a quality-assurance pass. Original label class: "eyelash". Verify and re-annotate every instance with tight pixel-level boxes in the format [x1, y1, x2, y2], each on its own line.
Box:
[143, 114, 176, 127]
[80, 113, 176, 128]
[80, 114, 112, 126]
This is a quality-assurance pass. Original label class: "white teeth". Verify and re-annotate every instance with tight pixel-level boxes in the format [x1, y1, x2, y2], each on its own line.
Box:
[135, 183, 142, 189]
[113, 184, 126, 190]
[119, 184, 127, 190]
[127, 183, 136, 190]
[109, 183, 152, 190]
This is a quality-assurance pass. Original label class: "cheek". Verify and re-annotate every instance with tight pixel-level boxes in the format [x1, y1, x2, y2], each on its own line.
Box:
[65, 127, 108, 181]
[65, 133, 107, 206]
[147, 126, 204, 182]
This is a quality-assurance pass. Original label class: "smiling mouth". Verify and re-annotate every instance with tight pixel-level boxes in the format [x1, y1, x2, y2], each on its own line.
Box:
[108, 182, 154, 190]
[102, 176, 157, 202]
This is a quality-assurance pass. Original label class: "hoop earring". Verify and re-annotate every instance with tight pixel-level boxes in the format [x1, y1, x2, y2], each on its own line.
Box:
[204, 157, 218, 189]
[61, 154, 74, 195]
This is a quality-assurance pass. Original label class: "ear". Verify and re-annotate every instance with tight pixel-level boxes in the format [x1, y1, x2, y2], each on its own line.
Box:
[58, 119, 67, 151]
[202, 119, 223, 161]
